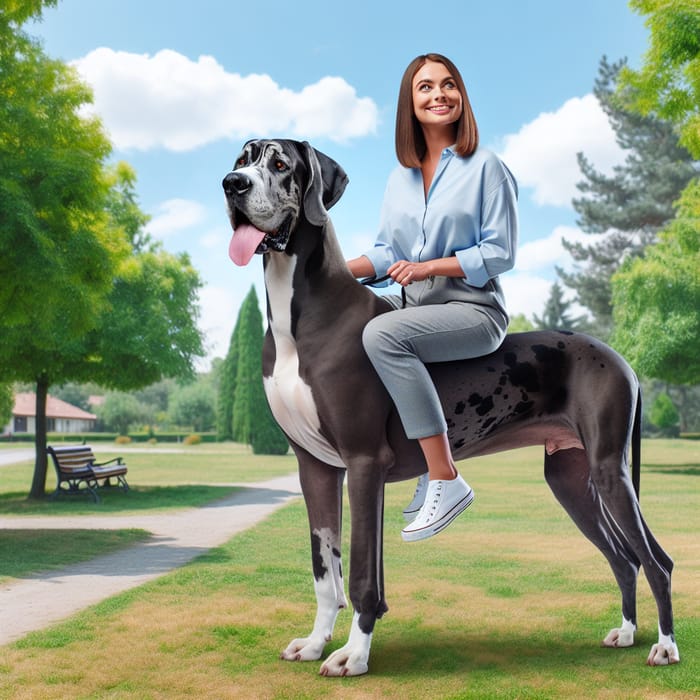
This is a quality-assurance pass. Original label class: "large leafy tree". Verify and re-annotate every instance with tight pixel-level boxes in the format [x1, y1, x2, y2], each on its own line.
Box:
[609, 0, 700, 432]
[611, 180, 700, 387]
[0, 1, 125, 495]
[0, 6, 204, 496]
[559, 57, 696, 338]
[620, 0, 700, 158]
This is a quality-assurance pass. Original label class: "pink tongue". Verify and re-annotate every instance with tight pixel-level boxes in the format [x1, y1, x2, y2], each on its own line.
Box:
[228, 223, 267, 266]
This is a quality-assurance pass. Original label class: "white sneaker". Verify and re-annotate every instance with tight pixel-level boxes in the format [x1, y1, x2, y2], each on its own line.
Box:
[401, 475, 474, 542]
[402, 473, 429, 522]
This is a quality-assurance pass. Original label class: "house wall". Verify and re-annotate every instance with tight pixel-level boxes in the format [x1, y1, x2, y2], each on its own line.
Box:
[3, 417, 95, 435]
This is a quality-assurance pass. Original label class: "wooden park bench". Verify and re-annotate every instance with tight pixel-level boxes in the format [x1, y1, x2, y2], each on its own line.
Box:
[46, 444, 129, 503]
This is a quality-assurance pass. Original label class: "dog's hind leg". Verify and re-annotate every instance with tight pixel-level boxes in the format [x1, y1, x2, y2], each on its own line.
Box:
[280, 445, 347, 664]
[546, 446, 679, 665]
[586, 446, 678, 666]
[544, 447, 642, 649]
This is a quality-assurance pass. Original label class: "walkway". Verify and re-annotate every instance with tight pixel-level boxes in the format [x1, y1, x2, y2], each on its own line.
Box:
[0, 472, 302, 645]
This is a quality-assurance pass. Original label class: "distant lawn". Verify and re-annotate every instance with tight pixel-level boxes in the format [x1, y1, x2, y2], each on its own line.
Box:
[0, 529, 150, 584]
[0, 442, 297, 515]
[0, 440, 697, 699]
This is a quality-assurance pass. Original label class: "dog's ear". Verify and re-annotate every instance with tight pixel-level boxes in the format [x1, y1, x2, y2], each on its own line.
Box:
[301, 141, 349, 227]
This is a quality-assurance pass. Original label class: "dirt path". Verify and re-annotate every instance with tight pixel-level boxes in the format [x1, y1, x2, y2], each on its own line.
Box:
[0, 473, 301, 645]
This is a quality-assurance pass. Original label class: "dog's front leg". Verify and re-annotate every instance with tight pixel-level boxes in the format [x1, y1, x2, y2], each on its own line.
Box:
[320, 459, 389, 677]
[281, 446, 347, 663]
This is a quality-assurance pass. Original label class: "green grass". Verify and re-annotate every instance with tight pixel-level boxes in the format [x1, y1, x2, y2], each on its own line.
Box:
[0, 441, 297, 515]
[0, 440, 697, 699]
[0, 529, 150, 584]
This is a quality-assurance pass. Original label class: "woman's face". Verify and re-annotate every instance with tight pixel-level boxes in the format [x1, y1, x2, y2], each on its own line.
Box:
[412, 60, 463, 129]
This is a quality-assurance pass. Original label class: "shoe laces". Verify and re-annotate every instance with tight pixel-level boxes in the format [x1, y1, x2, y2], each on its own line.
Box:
[426, 482, 443, 517]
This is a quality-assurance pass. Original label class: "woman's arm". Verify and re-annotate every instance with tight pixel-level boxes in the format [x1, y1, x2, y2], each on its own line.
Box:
[388, 257, 464, 286]
[346, 256, 376, 278]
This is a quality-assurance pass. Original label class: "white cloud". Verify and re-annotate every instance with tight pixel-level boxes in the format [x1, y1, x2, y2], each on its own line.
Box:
[515, 225, 590, 273]
[502, 273, 553, 319]
[73, 48, 379, 151]
[145, 198, 207, 239]
[498, 94, 624, 207]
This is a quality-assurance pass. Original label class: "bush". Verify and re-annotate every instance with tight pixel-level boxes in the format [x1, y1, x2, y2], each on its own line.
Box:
[650, 393, 680, 437]
[183, 434, 201, 446]
[115, 435, 132, 445]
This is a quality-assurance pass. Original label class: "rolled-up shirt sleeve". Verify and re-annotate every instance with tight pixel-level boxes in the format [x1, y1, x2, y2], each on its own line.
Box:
[455, 171, 518, 288]
[360, 147, 518, 289]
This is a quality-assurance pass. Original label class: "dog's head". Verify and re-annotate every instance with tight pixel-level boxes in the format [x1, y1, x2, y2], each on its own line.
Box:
[222, 139, 348, 266]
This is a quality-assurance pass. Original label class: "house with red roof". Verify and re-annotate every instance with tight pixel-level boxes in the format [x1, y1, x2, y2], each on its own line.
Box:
[4, 393, 97, 435]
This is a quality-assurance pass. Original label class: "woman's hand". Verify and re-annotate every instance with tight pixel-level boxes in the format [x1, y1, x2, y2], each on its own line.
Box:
[388, 260, 432, 286]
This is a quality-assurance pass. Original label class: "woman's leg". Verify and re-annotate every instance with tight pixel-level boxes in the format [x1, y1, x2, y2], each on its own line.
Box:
[362, 303, 505, 540]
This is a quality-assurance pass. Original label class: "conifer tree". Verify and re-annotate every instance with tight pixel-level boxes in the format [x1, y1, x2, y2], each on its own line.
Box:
[229, 286, 288, 454]
[559, 56, 696, 338]
[216, 316, 241, 441]
[532, 282, 588, 331]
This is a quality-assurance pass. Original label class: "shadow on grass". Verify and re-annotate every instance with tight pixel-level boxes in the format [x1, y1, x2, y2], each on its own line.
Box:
[0, 528, 151, 582]
[0, 485, 241, 515]
[367, 626, 660, 679]
[646, 464, 700, 477]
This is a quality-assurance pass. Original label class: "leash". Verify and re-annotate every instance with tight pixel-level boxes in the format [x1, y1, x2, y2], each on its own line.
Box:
[360, 275, 407, 309]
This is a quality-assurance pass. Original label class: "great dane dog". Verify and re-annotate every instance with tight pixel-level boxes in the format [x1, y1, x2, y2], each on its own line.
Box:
[222, 138, 679, 677]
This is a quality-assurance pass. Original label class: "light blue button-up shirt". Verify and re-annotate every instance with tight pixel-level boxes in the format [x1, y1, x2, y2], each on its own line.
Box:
[363, 146, 518, 294]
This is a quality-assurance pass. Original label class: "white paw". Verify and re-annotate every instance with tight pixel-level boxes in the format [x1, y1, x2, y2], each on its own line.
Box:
[647, 636, 680, 666]
[280, 634, 328, 662]
[602, 618, 636, 648]
[319, 644, 369, 677]
[602, 627, 635, 648]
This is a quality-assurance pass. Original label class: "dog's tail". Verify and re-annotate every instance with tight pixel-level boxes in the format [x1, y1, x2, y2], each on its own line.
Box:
[631, 384, 642, 500]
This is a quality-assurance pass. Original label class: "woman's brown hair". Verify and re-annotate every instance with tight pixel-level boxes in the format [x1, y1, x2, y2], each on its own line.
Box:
[395, 53, 479, 168]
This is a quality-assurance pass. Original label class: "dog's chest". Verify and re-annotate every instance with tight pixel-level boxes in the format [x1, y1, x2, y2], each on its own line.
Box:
[263, 255, 345, 469]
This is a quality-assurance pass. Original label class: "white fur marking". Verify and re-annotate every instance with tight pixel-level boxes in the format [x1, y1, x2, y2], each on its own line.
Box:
[320, 611, 372, 677]
[602, 616, 636, 648]
[264, 254, 345, 468]
[647, 624, 680, 665]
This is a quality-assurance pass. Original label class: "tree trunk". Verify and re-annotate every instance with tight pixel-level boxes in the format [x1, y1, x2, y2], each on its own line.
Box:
[29, 375, 49, 499]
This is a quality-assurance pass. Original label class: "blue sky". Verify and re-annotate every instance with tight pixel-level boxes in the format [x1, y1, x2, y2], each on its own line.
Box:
[30, 0, 649, 367]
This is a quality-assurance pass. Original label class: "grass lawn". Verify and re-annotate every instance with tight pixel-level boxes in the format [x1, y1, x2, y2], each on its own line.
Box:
[0, 440, 697, 699]
[0, 442, 297, 516]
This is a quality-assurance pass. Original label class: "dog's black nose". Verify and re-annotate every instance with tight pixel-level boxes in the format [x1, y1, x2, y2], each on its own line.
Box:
[222, 171, 251, 196]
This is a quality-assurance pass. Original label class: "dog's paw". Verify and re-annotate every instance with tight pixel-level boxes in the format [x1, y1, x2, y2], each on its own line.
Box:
[280, 635, 327, 662]
[647, 635, 680, 666]
[602, 618, 636, 648]
[319, 644, 369, 677]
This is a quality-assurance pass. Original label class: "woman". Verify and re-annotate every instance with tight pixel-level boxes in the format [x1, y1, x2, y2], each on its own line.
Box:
[347, 53, 518, 542]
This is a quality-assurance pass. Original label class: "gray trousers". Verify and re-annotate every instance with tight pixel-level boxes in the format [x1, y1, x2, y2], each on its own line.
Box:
[362, 292, 507, 439]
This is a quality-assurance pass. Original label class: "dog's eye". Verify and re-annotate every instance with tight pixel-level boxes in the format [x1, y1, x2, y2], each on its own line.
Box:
[235, 156, 247, 168]
[274, 160, 288, 172]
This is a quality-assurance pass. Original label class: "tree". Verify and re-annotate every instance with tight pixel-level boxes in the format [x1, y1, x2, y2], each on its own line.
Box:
[0, 3, 127, 496]
[169, 382, 216, 433]
[620, 0, 700, 158]
[559, 56, 696, 338]
[650, 393, 680, 437]
[1, 5, 205, 496]
[0, 384, 13, 430]
[229, 287, 288, 454]
[98, 392, 145, 436]
[216, 313, 242, 441]
[508, 314, 535, 333]
[611, 179, 700, 387]
[532, 282, 588, 331]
